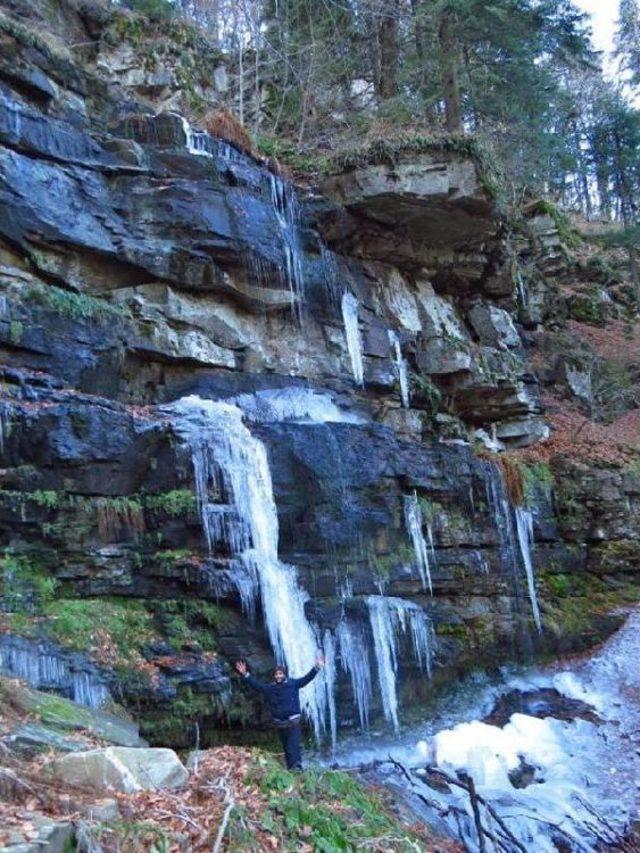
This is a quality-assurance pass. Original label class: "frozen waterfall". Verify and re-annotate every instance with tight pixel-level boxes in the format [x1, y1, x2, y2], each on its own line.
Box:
[484, 462, 542, 633]
[269, 173, 306, 319]
[167, 395, 331, 739]
[403, 492, 434, 594]
[388, 330, 410, 408]
[341, 291, 364, 386]
[367, 596, 433, 732]
[336, 620, 373, 730]
[515, 506, 542, 633]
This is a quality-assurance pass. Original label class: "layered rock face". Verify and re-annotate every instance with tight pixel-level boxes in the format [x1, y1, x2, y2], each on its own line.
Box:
[0, 0, 638, 746]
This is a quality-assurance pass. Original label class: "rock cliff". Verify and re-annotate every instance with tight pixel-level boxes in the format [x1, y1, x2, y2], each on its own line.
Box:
[0, 0, 639, 747]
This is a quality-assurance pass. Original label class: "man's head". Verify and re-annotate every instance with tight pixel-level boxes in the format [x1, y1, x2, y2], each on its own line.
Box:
[273, 665, 287, 683]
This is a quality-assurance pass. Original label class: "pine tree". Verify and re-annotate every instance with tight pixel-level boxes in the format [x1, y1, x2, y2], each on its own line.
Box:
[616, 0, 640, 88]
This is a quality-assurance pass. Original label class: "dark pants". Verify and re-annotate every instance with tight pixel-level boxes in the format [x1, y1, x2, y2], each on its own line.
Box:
[277, 722, 302, 770]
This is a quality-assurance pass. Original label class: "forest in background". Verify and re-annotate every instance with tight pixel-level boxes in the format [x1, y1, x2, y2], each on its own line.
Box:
[118, 0, 640, 219]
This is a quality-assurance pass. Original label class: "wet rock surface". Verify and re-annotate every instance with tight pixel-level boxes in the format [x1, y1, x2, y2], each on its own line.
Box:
[0, 0, 639, 746]
[484, 687, 601, 728]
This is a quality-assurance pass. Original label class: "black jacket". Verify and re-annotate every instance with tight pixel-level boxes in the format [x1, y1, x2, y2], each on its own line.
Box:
[244, 667, 319, 721]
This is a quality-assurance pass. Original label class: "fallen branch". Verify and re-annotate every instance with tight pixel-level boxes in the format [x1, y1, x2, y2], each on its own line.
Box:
[388, 757, 527, 853]
[212, 774, 235, 853]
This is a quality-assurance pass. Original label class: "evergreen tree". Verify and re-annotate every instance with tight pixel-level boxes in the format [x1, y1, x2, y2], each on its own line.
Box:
[616, 0, 640, 88]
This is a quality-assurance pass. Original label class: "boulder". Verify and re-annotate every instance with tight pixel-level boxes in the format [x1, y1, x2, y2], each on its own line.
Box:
[3, 723, 94, 756]
[468, 304, 521, 350]
[48, 746, 188, 793]
[0, 677, 145, 747]
[0, 817, 74, 853]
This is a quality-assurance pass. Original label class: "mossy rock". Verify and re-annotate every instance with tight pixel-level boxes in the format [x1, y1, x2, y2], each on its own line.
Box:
[591, 540, 640, 574]
[0, 676, 143, 746]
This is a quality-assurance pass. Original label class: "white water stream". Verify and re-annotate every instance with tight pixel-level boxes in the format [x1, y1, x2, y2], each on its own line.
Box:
[330, 609, 640, 851]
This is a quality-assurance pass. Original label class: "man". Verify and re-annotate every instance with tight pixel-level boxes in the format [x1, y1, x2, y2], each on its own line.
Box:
[235, 657, 325, 770]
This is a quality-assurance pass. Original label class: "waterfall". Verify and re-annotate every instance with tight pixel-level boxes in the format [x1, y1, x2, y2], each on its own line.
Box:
[367, 596, 433, 732]
[516, 269, 529, 307]
[388, 331, 410, 408]
[269, 173, 305, 319]
[322, 629, 338, 749]
[0, 636, 110, 708]
[167, 395, 331, 739]
[403, 492, 434, 594]
[178, 115, 244, 163]
[515, 507, 542, 633]
[341, 292, 364, 386]
[232, 387, 364, 425]
[484, 462, 542, 634]
[336, 620, 373, 730]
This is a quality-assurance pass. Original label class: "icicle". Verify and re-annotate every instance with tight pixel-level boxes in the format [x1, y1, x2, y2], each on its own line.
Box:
[167, 396, 330, 740]
[483, 461, 542, 634]
[269, 173, 305, 319]
[0, 637, 110, 708]
[388, 331, 410, 408]
[322, 629, 338, 750]
[515, 507, 542, 633]
[341, 292, 364, 386]
[336, 620, 373, 730]
[403, 492, 434, 594]
[366, 596, 434, 732]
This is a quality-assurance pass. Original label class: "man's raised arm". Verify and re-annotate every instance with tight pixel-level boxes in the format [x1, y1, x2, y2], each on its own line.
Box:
[292, 656, 325, 687]
[235, 660, 268, 692]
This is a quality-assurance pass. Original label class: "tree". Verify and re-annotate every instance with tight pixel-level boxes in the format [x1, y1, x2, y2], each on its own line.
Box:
[616, 0, 640, 89]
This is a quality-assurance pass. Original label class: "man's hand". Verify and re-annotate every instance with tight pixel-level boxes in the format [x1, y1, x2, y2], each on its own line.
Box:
[235, 660, 248, 675]
[315, 656, 326, 669]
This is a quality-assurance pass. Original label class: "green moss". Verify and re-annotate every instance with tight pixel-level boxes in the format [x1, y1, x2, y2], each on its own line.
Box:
[246, 753, 425, 851]
[520, 462, 554, 498]
[592, 539, 640, 572]
[153, 599, 225, 651]
[539, 572, 570, 597]
[140, 687, 231, 745]
[540, 572, 640, 637]
[256, 136, 330, 178]
[410, 371, 442, 417]
[416, 497, 443, 522]
[0, 552, 58, 612]
[435, 622, 469, 640]
[26, 281, 128, 322]
[9, 320, 23, 344]
[44, 598, 157, 666]
[144, 489, 197, 516]
[526, 200, 581, 249]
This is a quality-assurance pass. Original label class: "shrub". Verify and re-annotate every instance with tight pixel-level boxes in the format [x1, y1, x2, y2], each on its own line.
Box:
[202, 109, 254, 156]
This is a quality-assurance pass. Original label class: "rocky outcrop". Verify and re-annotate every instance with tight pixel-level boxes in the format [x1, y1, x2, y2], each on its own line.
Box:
[0, 0, 639, 747]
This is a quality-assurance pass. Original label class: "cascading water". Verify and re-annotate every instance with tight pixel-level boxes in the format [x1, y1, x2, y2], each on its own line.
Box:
[166, 395, 331, 740]
[178, 115, 244, 163]
[367, 596, 433, 732]
[403, 492, 434, 594]
[341, 291, 364, 386]
[515, 506, 542, 633]
[269, 173, 306, 320]
[483, 462, 541, 632]
[388, 331, 410, 408]
[336, 620, 373, 730]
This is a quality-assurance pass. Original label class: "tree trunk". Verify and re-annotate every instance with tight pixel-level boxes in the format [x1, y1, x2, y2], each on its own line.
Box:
[439, 10, 462, 132]
[411, 0, 425, 83]
[377, 0, 400, 99]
